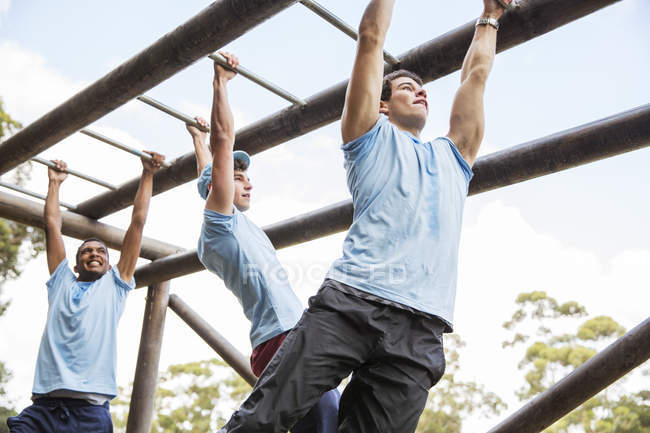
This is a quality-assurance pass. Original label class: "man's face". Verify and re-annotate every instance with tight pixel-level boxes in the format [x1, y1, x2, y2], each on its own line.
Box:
[74, 240, 111, 281]
[381, 77, 428, 132]
[233, 170, 252, 211]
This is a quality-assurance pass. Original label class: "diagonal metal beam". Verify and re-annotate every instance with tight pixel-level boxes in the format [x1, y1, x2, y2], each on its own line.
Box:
[0, 190, 182, 260]
[132, 103, 650, 287]
[0, 0, 298, 176]
[75, 0, 622, 220]
[486, 317, 650, 433]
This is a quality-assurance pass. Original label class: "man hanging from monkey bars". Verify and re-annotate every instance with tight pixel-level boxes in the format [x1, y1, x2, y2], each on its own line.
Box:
[7, 151, 165, 433]
[185, 52, 339, 433]
[216, 0, 513, 431]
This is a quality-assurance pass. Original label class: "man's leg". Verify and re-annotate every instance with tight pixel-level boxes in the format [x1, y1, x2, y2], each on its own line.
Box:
[337, 307, 447, 433]
[220, 285, 380, 433]
[291, 389, 340, 433]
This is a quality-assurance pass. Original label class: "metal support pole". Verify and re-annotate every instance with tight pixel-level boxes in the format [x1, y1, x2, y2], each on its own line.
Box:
[132, 103, 650, 288]
[298, 0, 400, 66]
[0, 180, 77, 210]
[208, 52, 306, 106]
[126, 280, 171, 433]
[486, 317, 650, 433]
[136, 95, 210, 132]
[0, 0, 298, 175]
[74, 0, 622, 219]
[167, 294, 257, 386]
[31, 156, 118, 190]
[0, 190, 181, 261]
[80, 129, 172, 168]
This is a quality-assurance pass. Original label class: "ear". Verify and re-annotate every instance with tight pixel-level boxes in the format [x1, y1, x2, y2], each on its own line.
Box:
[379, 100, 389, 115]
[108, 264, 112, 271]
[73, 265, 79, 274]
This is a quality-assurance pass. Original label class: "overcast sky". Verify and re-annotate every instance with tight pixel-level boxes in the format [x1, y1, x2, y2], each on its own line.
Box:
[1, 1, 649, 430]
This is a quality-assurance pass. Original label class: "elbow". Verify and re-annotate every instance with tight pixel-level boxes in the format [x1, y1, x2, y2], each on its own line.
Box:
[358, 26, 382, 50]
[465, 64, 491, 86]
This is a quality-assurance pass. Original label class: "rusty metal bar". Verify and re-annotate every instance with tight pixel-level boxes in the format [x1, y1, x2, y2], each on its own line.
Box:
[75, 0, 622, 220]
[168, 294, 257, 386]
[208, 53, 306, 106]
[298, 0, 400, 66]
[136, 95, 210, 132]
[0, 190, 181, 260]
[0, 180, 77, 210]
[486, 317, 650, 433]
[0, 0, 298, 175]
[132, 103, 650, 287]
[31, 156, 118, 190]
[126, 280, 171, 433]
[80, 129, 172, 168]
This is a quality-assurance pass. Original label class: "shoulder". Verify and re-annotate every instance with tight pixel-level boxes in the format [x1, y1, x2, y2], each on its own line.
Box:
[433, 136, 474, 183]
[108, 266, 135, 293]
[341, 115, 393, 155]
[46, 258, 76, 290]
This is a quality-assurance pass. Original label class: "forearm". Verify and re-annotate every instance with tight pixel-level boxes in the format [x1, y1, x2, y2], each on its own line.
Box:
[358, 0, 395, 46]
[193, 136, 212, 175]
[131, 171, 154, 227]
[44, 180, 62, 231]
[209, 77, 234, 154]
[460, 14, 499, 84]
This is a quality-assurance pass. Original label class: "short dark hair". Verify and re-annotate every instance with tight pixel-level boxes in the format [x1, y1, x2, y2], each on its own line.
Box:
[381, 70, 424, 102]
[234, 158, 248, 172]
[76, 238, 109, 265]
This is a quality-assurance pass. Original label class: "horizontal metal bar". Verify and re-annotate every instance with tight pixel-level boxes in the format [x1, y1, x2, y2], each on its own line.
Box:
[298, 0, 400, 66]
[80, 129, 172, 168]
[486, 317, 650, 433]
[208, 52, 306, 106]
[136, 95, 209, 132]
[75, 0, 621, 220]
[0, 189, 182, 261]
[0, 0, 298, 175]
[132, 103, 650, 287]
[168, 294, 257, 386]
[0, 180, 77, 210]
[31, 156, 118, 191]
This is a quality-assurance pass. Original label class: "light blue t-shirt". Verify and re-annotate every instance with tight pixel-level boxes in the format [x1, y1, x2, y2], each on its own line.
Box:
[33, 259, 134, 397]
[198, 208, 303, 349]
[326, 115, 473, 327]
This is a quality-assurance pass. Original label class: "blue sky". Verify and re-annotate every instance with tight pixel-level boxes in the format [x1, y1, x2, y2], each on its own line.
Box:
[1, 1, 648, 430]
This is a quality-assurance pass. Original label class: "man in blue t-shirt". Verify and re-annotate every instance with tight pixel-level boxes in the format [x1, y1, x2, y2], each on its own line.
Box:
[185, 52, 339, 433]
[7, 152, 165, 433]
[218, 0, 512, 432]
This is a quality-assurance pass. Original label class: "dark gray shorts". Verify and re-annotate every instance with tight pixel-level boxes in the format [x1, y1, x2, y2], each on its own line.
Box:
[220, 279, 447, 433]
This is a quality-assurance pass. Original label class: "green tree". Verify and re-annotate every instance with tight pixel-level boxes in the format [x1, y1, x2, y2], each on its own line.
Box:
[503, 291, 649, 433]
[416, 334, 506, 433]
[0, 98, 46, 431]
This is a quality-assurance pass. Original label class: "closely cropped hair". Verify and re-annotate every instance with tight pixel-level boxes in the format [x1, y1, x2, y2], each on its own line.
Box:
[234, 159, 248, 172]
[381, 70, 424, 102]
[76, 237, 109, 265]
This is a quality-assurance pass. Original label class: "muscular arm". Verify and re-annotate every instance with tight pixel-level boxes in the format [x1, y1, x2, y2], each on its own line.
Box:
[341, 0, 395, 143]
[116, 152, 164, 282]
[447, 2, 505, 166]
[44, 161, 67, 274]
[205, 53, 238, 214]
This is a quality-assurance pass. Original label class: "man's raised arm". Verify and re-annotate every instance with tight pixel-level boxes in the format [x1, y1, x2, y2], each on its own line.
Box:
[341, 0, 395, 144]
[205, 52, 238, 214]
[447, 0, 509, 166]
[116, 151, 165, 282]
[44, 160, 68, 275]
[186, 116, 212, 177]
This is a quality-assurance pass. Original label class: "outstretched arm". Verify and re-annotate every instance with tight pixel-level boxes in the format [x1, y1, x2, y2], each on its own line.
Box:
[44, 160, 68, 275]
[205, 52, 238, 214]
[447, 0, 505, 166]
[341, 0, 395, 143]
[116, 151, 165, 282]
[186, 116, 212, 176]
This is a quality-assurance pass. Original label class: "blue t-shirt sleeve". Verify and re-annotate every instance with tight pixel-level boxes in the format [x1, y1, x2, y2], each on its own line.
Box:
[203, 208, 236, 235]
[111, 267, 135, 297]
[45, 258, 75, 293]
[438, 136, 474, 185]
[341, 115, 388, 161]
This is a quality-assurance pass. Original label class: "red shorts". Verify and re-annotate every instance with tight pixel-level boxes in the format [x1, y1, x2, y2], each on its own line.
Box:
[250, 331, 289, 377]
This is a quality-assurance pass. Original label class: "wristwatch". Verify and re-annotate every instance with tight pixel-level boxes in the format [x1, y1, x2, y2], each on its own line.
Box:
[475, 17, 500, 31]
